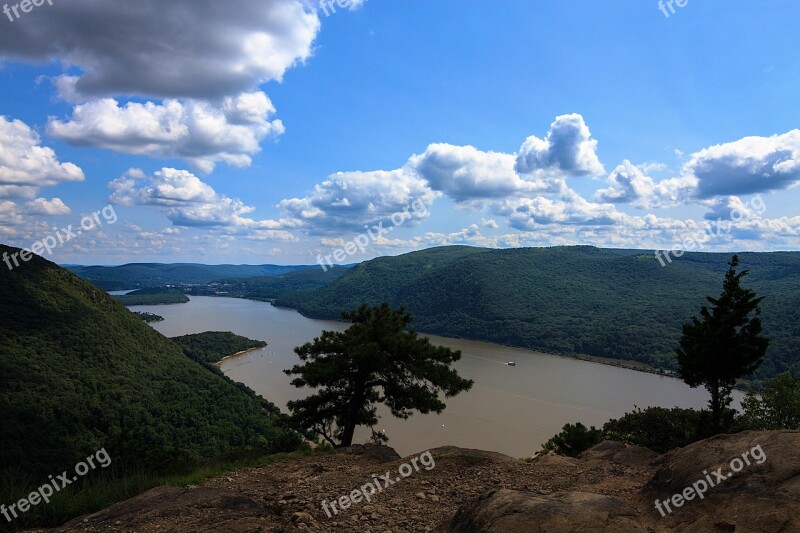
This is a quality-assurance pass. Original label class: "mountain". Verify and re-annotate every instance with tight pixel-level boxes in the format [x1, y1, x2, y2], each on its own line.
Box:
[0, 244, 299, 478]
[275, 246, 800, 379]
[184, 265, 351, 301]
[66, 262, 317, 290]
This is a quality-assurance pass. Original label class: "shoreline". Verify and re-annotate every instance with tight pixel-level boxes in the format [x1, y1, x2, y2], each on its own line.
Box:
[212, 346, 265, 367]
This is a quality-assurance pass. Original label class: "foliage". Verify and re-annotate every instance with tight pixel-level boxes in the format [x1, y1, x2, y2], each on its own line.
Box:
[540, 423, 603, 457]
[171, 331, 266, 366]
[184, 266, 349, 301]
[114, 288, 190, 305]
[274, 246, 800, 380]
[739, 372, 800, 430]
[676, 255, 769, 429]
[0, 245, 301, 484]
[285, 303, 474, 447]
[601, 406, 718, 454]
[68, 263, 315, 290]
[133, 311, 163, 323]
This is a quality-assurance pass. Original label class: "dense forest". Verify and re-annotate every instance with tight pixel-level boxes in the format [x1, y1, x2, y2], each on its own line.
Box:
[274, 246, 800, 380]
[67, 262, 314, 290]
[0, 245, 300, 480]
[172, 331, 267, 366]
[184, 266, 350, 301]
[113, 288, 190, 305]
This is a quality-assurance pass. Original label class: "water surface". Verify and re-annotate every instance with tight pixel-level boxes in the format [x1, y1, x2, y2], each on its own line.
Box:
[133, 296, 743, 458]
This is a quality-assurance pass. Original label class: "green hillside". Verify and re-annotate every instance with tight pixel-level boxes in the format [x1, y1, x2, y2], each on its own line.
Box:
[275, 246, 800, 379]
[67, 262, 315, 290]
[184, 265, 351, 301]
[0, 245, 300, 478]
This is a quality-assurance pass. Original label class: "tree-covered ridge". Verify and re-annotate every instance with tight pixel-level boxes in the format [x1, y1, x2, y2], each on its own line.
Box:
[67, 263, 315, 290]
[0, 245, 300, 478]
[275, 246, 800, 379]
[184, 266, 350, 301]
[172, 331, 267, 366]
[114, 288, 190, 305]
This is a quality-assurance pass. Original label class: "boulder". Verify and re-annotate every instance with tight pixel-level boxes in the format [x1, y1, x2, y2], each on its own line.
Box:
[440, 489, 647, 532]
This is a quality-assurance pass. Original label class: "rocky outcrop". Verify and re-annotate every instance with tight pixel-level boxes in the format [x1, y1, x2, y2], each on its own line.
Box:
[42, 431, 800, 532]
[441, 489, 647, 532]
[640, 430, 800, 532]
[444, 430, 800, 533]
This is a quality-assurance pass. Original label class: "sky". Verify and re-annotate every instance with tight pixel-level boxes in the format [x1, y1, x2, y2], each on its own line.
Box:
[0, 0, 799, 266]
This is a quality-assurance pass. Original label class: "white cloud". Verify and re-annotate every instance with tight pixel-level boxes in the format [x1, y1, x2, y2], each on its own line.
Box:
[515, 114, 605, 177]
[0, 0, 319, 100]
[109, 168, 295, 231]
[410, 143, 560, 202]
[279, 168, 438, 234]
[48, 92, 284, 173]
[594, 160, 657, 206]
[0, 116, 84, 199]
[499, 189, 623, 230]
[684, 129, 800, 198]
[25, 198, 71, 216]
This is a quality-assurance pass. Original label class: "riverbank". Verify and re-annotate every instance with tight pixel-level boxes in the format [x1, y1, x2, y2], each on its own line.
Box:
[212, 346, 265, 367]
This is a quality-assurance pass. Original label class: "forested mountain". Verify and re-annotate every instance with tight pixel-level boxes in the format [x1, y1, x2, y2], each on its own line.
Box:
[275, 246, 800, 379]
[67, 262, 315, 290]
[0, 245, 299, 478]
[184, 266, 350, 301]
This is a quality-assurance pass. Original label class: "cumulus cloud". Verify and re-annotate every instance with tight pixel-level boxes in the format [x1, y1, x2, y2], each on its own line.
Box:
[0, 116, 84, 199]
[595, 129, 800, 208]
[684, 129, 800, 198]
[24, 198, 71, 216]
[279, 169, 438, 234]
[47, 92, 284, 173]
[515, 114, 605, 177]
[109, 168, 295, 231]
[498, 189, 622, 230]
[594, 160, 657, 205]
[0, 0, 319, 100]
[409, 143, 560, 202]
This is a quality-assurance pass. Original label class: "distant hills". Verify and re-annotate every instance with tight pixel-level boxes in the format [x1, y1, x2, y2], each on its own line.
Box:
[66, 262, 317, 290]
[274, 246, 800, 379]
[0, 245, 299, 477]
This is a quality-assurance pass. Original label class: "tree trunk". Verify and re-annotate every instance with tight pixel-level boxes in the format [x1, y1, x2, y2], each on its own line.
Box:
[710, 381, 721, 431]
[339, 382, 366, 447]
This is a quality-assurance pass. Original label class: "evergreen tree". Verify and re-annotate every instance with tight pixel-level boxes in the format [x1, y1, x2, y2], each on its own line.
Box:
[285, 303, 473, 447]
[676, 255, 769, 430]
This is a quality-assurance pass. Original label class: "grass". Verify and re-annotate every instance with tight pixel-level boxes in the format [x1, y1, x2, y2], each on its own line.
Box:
[0, 449, 315, 532]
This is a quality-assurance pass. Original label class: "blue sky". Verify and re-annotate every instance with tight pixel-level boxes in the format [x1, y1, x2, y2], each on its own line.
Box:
[1, 0, 799, 265]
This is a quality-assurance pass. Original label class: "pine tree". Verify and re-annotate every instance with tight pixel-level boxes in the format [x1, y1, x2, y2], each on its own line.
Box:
[285, 303, 474, 447]
[676, 255, 769, 431]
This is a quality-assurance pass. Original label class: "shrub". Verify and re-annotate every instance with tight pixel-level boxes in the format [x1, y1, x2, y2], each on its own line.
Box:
[540, 423, 603, 457]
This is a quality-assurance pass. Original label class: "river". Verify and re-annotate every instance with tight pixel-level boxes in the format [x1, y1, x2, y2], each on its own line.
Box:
[130, 296, 744, 458]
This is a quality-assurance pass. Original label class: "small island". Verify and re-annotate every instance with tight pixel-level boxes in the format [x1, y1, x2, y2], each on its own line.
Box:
[133, 311, 164, 323]
[171, 331, 267, 367]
